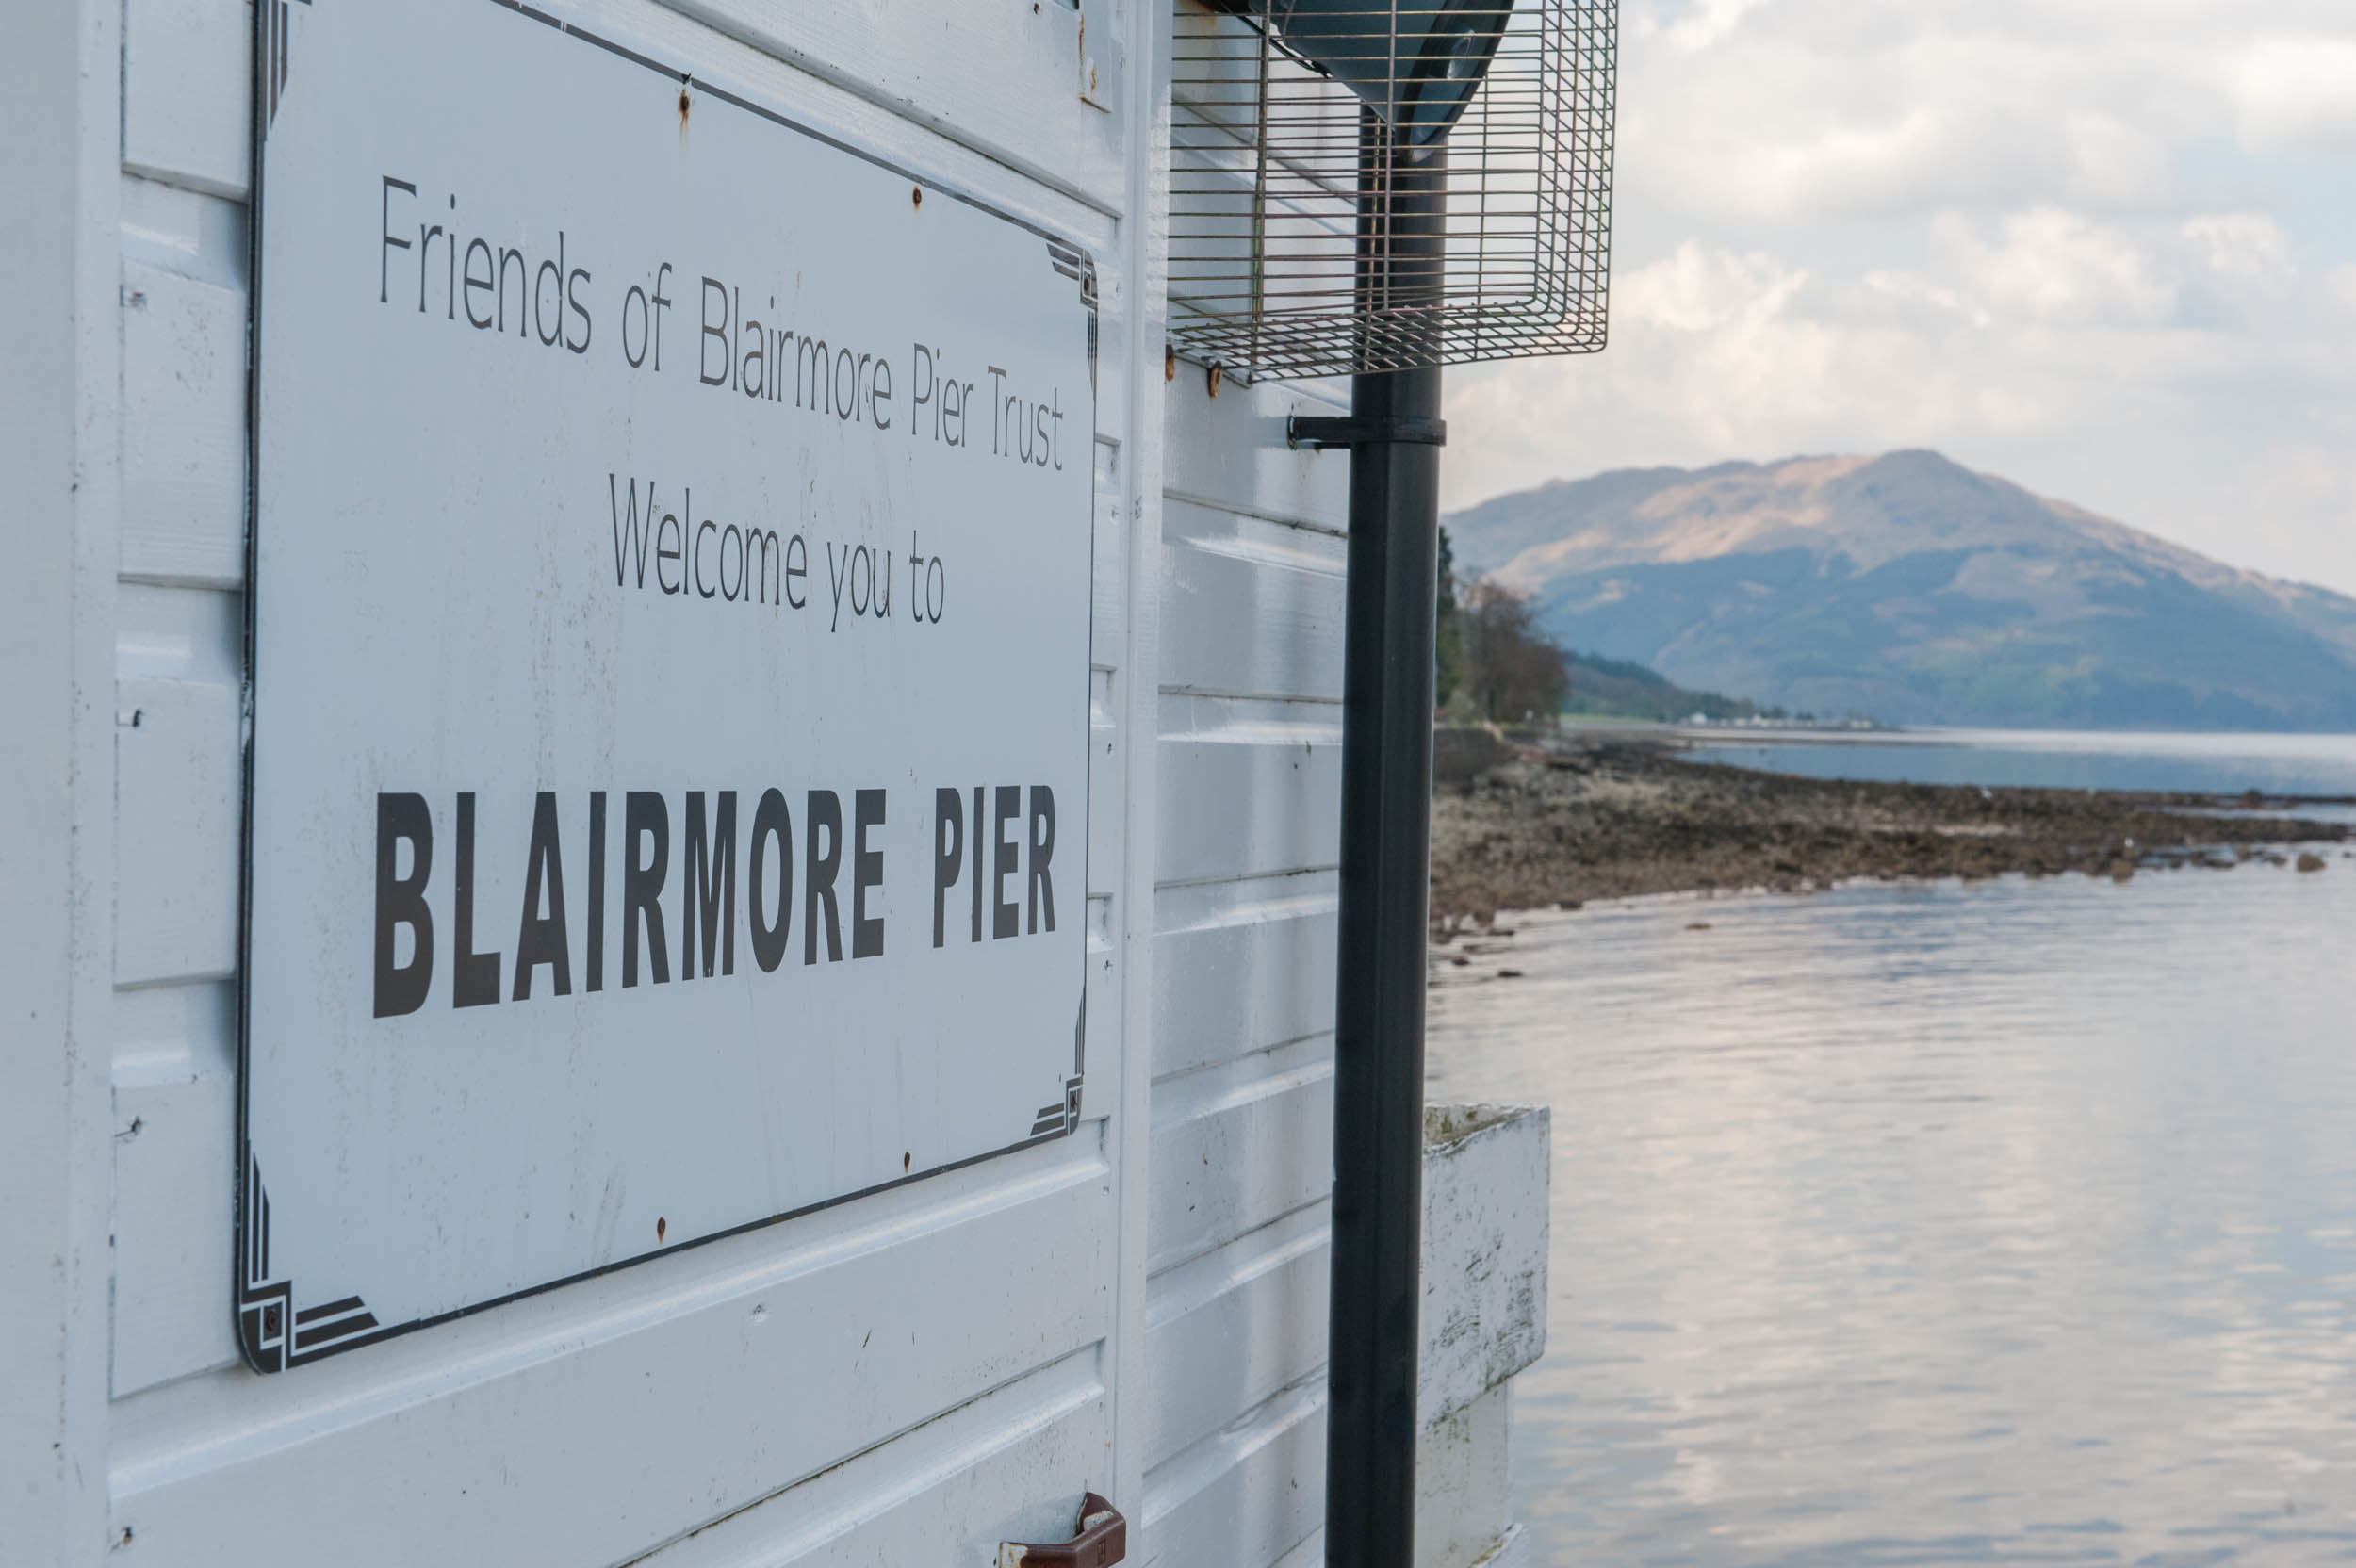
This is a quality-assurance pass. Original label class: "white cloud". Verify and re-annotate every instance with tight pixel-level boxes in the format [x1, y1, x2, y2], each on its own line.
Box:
[2233, 39, 2356, 155]
[1616, 243, 1807, 334]
[2329, 266, 2356, 320]
[1440, 0, 2356, 595]
[1647, 0, 1774, 52]
[1956, 208, 2177, 328]
[2180, 214, 2294, 283]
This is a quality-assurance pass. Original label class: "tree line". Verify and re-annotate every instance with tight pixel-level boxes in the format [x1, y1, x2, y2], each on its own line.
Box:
[1433, 526, 1568, 724]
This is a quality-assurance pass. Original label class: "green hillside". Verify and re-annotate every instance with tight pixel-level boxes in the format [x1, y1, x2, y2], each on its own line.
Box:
[1561, 651, 1789, 723]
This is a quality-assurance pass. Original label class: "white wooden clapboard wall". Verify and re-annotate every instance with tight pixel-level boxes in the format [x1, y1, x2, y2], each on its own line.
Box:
[1142, 354, 1352, 1564]
[7, 0, 1361, 1562]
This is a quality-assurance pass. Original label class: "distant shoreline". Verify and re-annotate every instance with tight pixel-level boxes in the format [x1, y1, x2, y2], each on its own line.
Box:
[1557, 717, 2356, 760]
[1558, 718, 1906, 748]
[1428, 735, 2352, 929]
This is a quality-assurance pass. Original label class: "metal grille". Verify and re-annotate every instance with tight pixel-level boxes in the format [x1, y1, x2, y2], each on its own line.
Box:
[1168, 0, 1616, 382]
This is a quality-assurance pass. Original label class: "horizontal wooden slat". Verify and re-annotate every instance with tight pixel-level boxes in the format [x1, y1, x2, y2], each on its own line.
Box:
[115, 677, 242, 988]
[122, 260, 246, 588]
[628, 0, 1124, 215]
[1154, 700, 1341, 887]
[1161, 370, 1347, 532]
[113, 1056, 239, 1397]
[1153, 872, 1335, 1080]
[1143, 1202, 1327, 1470]
[109, 1131, 1113, 1568]
[632, 1346, 1106, 1566]
[1160, 499, 1345, 701]
[123, 0, 250, 198]
[110, 981, 241, 1397]
[1141, 1373, 1324, 1568]
[1274, 1528, 1326, 1568]
[1146, 1037, 1330, 1276]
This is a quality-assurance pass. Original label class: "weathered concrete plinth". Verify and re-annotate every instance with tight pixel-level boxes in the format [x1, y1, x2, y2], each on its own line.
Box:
[1415, 1102, 1550, 1568]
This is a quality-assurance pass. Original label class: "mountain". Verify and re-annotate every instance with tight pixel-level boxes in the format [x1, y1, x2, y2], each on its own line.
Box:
[1559, 650, 1788, 724]
[1445, 451, 2356, 731]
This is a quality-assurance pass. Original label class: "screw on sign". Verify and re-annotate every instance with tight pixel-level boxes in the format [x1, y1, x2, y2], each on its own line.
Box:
[998, 1493, 1126, 1567]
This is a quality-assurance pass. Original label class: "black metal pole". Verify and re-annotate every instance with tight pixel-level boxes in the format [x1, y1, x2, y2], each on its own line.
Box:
[1324, 119, 1446, 1568]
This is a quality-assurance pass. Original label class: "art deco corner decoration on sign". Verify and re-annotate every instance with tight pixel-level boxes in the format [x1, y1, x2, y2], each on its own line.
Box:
[242, 0, 1097, 1369]
[237, 1151, 384, 1373]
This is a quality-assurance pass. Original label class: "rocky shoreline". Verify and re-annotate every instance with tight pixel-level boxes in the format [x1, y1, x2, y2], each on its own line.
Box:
[1429, 736, 2353, 930]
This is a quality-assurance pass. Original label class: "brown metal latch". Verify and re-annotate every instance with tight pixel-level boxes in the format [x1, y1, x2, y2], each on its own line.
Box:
[999, 1492, 1127, 1568]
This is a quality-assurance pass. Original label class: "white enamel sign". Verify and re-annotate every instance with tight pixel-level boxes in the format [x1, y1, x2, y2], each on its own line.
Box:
[241, 0, 1095, 1370]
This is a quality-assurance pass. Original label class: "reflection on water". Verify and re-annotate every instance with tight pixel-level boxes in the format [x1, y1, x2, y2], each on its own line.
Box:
[1686, 729, 2356, 798]
[1428, 863, 2356, 1566]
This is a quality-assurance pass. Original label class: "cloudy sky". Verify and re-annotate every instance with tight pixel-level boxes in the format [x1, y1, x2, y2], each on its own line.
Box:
[1442, 0, 2356, 595]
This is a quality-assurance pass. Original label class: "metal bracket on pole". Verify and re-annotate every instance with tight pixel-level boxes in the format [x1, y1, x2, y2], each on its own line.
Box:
[1285, 414, 1448, 451]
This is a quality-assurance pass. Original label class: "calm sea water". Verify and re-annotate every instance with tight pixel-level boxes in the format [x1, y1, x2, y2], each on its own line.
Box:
[1684, 729, 2356, 798]
[1428, 842, 2356, 1563]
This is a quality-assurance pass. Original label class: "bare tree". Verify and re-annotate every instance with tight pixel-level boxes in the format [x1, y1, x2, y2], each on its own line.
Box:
[1460, 579, 1569, 723]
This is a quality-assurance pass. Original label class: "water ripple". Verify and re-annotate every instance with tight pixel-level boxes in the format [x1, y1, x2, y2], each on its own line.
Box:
[1429, 865, 2356, 1566]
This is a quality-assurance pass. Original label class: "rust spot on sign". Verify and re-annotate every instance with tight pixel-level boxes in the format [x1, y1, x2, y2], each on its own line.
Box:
[656, 1216, 667, 1243]
[678, 87, 691, 129]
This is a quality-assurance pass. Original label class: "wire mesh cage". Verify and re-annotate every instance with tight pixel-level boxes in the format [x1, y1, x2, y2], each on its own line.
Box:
[1168, 0, 1616, 383]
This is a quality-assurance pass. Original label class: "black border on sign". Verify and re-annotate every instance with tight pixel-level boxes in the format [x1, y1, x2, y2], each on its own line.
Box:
[237, 0, 1102, 1373]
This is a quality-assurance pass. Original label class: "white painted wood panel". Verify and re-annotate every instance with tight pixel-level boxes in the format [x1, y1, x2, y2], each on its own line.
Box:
[1154, 707, 1342, 887]
[536, 0, 1123, 257]
[121, 259, 245, 588]
[1145, 1037, 1331, 1277]
[1162, 372, 1348, 532]
[109, 981, 241, 1398]
[121, 174, 246, 294]
[109, 1134, 1113, 1566]
[1139, 1374, 1324, 1568]
[114, 677, 242, 988]
[633, 1348, 1110, 1565]
[1160, 499, 1346, 700]
[658, 0, 1126, 216]
[1084, 896, 1121, 1125]
[1153, 872, 1335, 1080]
[111, 155, 255, 1426]
[1143, 83, 1355, 1565]
[1142, 1201, 1327, 1470]
[123, 0, 251, 198]
[4, 8, 124, 1558]
[112, 1061, 239, 1397]
[1094, 442, 1132, 674]
[114, 583, 243, 690]
[1092, 672, 1127, 902]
